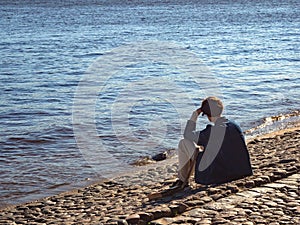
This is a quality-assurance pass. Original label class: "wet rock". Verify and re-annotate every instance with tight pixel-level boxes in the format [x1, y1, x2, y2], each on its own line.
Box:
[152, 152, 168, 161]
[152, 149, 175, 162]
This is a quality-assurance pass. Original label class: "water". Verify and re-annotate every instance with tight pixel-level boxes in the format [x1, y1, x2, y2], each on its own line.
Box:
[0, 0, 299, 206]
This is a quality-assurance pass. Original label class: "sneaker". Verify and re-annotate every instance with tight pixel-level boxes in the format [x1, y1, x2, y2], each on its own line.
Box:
[169, 179, 189, 190]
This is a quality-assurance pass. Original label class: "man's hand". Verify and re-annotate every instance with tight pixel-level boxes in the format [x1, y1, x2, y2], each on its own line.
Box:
[190, 108, 202, 122]
[196, 107, 202, 115]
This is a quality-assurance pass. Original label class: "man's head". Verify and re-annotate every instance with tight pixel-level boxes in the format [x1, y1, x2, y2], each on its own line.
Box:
[200, 96, 223, 118]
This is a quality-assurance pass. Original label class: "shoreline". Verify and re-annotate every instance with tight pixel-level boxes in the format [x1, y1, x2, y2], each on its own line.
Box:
[1, 124, 299, 205]
[0, 125, 299, 224]
[1, 113, 299, 209]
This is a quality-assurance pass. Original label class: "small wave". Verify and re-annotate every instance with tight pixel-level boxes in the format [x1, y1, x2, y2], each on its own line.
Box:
[245, 110, 300, 138]
[7, 137, 55, 144]
[47, 182, 71, 190]
[5, 125, 74, 145]
[73, 52, 104, 58]
[0, 110, 53, 119]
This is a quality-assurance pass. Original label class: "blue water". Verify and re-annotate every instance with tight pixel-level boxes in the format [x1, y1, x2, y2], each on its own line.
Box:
[0, 0, 299, 206]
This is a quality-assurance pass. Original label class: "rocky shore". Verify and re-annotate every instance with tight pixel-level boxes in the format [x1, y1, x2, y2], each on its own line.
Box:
[0, 127, 299, 225]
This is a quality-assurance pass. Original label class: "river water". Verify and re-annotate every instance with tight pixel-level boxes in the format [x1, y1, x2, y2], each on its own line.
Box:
[0, 0, 299, 206]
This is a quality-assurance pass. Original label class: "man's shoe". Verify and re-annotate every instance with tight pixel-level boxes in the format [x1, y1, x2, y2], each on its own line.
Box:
[169, 179, 189, 189]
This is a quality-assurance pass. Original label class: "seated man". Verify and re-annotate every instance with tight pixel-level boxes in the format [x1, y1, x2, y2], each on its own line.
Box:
[172, 96, 253, 188]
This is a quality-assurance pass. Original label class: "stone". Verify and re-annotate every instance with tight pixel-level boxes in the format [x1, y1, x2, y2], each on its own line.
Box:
[183, 208, 205, 218]
[152, 152, 167, 161]
[195, 219, 212, 224]
[169, 203, 188, 216]
[207, 188, 219, 195]
[212, 216, 229, 224]
[211, 194, 223, 201]
[117, 219, 128, 225]
[253, 178, 264, 186]
[125, 214, 140, 224]
[185, 200, 204, 207]
[237, 190, 261, 198]
[226, 185, 239, 193]
[138, 212, 153, 222]
[245, 180, 255, 188]
[201, 196, 213, 203]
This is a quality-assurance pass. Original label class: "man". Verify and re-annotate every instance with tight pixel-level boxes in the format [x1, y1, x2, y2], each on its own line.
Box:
[172, 96, 253, 189]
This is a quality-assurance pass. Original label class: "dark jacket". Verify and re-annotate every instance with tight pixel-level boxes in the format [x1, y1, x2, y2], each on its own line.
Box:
[184, 117, 253, 185]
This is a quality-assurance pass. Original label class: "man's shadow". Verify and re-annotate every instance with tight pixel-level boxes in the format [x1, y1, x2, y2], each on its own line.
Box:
[142, 184, 210, 207]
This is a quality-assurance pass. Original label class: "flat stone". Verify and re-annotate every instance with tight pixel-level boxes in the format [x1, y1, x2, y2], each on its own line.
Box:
[138, 212, 153, 221]
[243, 222, 254, 225]
[201, 196, 213, 203]
[212, 217, 229, 224]
[237, 190, 261, 198]
[251, 187, 275, 194]
[125, 214, 140, 224]
[195, 218, 212, 224]
[116, 219, 128, 225]
[285, 202, 298, 207]
[207, 188, 219, 195]
[186, 200, 205, 207]
[183, 208, 204, 218]
[245, 180, 255, 188]
[150, 217, 179, 225]
[169, 203, 188, 215]
[264, 183, 286, 189]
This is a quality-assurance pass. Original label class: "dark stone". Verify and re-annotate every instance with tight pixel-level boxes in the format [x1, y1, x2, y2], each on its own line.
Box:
[279, 159, 297, 164]
[254, 178, 264, 186]
[207, 187, 219, 195]
[260, 176, 271, 183]
[169, 203, 188, 216]
[227, 185, 239, 193]
[148, 209, 166, 220]
[138, 212, 153, 222]
[152, 152, 167, 161]
[126, 214, 140, 225]
[117, 219, 128, 225]
[211, 194, 223, 201]
[273, 170, 287, 176]
[245, 181, 255, 188]
[269, 174, 282, 182]
[286, 166, 297, 172]
[185, 200, 205, 207]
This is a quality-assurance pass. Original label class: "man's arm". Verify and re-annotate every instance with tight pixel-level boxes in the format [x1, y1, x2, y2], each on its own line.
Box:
[183, 110, 201, 143]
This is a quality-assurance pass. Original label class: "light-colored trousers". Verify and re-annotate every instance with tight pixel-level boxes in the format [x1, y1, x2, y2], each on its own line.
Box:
[178, 139, 200, 183]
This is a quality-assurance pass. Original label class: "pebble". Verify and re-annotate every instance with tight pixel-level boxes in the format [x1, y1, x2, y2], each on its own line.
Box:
[0, 129, 299, 224]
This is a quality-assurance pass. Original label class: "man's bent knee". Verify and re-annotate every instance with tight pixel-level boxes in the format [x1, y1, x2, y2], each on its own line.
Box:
[178, 138, 194, 148]
[178, 139, 196, 156]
